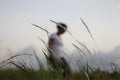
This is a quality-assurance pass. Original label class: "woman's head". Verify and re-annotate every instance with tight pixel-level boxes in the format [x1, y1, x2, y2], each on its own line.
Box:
[57, 23, 67, 35]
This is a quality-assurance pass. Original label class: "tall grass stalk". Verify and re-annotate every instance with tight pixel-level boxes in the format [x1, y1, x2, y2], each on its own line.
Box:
[80, 18, 108, 73]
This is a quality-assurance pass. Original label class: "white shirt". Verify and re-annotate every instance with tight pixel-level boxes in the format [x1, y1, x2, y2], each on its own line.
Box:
[49, 33, 64, 59]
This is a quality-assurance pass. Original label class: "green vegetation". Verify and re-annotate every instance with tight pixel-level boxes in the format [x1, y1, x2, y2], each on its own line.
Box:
[0, 57, 120, 80]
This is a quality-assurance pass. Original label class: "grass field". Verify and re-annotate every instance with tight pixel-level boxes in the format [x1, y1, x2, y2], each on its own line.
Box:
[0, 61, 120, 80]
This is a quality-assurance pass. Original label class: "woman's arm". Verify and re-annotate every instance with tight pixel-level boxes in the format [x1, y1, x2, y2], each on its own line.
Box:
[48, 38, 55, 56]
[48, 38, 54, 48]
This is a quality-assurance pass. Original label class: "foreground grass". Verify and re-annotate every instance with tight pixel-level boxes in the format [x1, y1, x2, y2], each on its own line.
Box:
[0, 68, 120, 80]
[0, 19, 120, 80]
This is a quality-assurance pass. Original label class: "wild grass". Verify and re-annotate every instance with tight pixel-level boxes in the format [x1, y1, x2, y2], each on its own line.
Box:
[0, 19, 120, 80]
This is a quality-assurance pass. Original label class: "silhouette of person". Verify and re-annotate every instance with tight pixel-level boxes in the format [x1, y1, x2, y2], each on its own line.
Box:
[48, 22, 71, 76]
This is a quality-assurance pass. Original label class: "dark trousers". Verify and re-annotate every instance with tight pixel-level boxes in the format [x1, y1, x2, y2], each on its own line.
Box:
[48, 55, 71, 76]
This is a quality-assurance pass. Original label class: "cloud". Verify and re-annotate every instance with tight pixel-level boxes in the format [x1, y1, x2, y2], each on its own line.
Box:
[14, 45, 47, 70]
[68, 45, 120, 72]
[0, 44, 120, 72]
[0, 48, 12, 62]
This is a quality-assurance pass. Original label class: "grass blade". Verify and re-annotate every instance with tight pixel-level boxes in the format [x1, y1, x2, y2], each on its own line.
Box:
[0, 54, 33, 67]
[32, 24, 49, 33]
[80, 18, 94, 41]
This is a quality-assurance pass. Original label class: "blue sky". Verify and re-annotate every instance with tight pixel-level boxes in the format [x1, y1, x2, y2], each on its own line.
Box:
[0, 0, 120, 52]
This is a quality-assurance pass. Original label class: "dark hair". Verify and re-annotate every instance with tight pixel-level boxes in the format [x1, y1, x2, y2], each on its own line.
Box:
[57, 23, 67, 30]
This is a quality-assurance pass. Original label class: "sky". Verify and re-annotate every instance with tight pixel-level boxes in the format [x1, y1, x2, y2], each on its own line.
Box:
[0, 0, 120, 53]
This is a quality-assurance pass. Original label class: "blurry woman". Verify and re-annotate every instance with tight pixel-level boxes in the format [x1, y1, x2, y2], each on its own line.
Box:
[48, 22, 71, 76]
